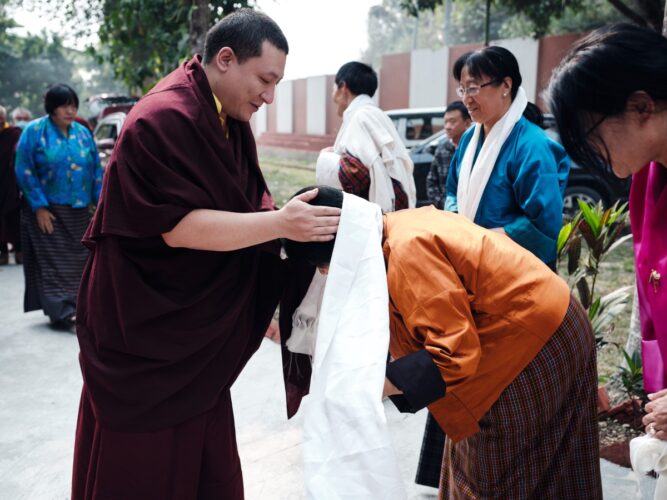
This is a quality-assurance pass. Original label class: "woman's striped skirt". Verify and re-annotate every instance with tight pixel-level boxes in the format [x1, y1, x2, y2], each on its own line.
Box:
[440, 297, 602, 499]
[21, 203, 91, 323]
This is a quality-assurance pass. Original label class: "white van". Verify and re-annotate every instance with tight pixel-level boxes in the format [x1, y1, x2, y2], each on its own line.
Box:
[385, 106, 446, 149]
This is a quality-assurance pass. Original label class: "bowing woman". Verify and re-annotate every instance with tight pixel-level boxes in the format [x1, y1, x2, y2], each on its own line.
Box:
[445, 46, 570, 268]
[15, 84, 103, 330]
[547, 23, 667, 439]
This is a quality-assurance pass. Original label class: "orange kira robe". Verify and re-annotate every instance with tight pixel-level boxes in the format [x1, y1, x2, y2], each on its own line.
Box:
[383, 206, 571, 442]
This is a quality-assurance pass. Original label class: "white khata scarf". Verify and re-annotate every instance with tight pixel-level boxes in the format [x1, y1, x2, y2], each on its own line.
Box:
[630, 433, 667, 500]
[456, 86, 528, 220]
[300, 193, 405, 499]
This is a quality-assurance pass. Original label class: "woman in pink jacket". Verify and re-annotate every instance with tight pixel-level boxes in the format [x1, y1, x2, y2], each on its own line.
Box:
[548, 23, 667, 438]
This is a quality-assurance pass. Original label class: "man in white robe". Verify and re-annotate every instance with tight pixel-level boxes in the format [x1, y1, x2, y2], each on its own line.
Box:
[315, 61, 416, 213]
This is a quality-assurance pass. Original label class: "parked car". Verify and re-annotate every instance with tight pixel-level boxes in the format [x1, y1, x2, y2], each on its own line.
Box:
[409, 128, 630, 216]
[93, 111, 127, 167]
[87, 94, 138, 129]
[386, 107, 446, 149]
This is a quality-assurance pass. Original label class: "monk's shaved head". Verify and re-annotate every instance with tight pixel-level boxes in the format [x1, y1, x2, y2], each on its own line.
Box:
[203, 8, 288, 65]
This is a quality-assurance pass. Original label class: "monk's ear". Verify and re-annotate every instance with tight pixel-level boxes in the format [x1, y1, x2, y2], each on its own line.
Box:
[626, 91, 655, 124]
[214, 47, 236, 73]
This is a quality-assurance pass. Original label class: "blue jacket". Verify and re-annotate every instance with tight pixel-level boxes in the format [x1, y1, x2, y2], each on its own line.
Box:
[445, 117, 570, 263]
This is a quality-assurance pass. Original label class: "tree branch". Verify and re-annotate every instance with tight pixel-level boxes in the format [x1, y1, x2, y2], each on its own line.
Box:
[635, 0, 664, 31]
[605, 0, 651, 27]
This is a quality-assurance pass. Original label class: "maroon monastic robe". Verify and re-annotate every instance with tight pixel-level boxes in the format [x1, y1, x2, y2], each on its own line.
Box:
[73, 56, 284, 498]
[0, 125, 22, 245]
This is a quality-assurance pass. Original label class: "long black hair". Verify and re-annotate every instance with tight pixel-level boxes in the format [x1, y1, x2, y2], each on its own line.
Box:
[547, 23, 667, 174]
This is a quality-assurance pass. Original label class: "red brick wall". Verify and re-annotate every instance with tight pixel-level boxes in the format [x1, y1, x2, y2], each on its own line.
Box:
[379, 53, 411, 110]
[537, 32, 586, 111]
[325, 74, 342, 136]
[293, 78, 308, 135]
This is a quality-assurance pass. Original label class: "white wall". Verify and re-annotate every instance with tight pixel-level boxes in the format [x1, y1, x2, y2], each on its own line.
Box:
[409, 47, 448, 108]
[276, 80, 293, 134]
[306, 76, 327, 135]
[253, 105, 267, 137]
[492, 38, 539, 103]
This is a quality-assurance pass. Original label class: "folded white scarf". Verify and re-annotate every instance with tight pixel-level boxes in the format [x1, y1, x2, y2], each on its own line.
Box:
[630, 434, 667, 500]
[302, 193, 405, 499]
[316, 94, 416, 212]
[456, 87, 528, 220]
[287, 270, 326, 356]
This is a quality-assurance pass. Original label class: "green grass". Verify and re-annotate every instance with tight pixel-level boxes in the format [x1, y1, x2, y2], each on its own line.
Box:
[260, 158, 316, 207]
[259, 160, 636, 379]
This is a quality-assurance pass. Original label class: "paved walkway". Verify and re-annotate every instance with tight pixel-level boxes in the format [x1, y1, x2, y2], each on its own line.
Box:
[0, 262, 654, 499]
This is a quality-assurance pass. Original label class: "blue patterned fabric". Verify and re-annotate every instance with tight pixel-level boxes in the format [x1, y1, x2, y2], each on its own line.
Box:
[15, 116, 103, 212]
[445, 116, 570, 263]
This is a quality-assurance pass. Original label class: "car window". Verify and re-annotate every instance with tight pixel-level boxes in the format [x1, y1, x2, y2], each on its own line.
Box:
[427, 116, 444, 137]
[406, 118, 424, 140]
[94, 123, 118, 141]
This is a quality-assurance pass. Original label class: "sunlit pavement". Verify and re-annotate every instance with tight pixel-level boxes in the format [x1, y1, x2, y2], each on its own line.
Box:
[0, 262, 652, 499]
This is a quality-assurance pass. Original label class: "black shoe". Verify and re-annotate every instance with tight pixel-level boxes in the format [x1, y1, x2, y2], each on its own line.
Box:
[50, 315, 76, 333]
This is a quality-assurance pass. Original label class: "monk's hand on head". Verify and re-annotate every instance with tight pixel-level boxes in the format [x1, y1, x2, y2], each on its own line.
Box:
[279, 188, 341, 242]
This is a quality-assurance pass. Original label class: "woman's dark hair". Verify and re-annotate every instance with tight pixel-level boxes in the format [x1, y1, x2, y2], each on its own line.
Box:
[203, 8, 289, 65]
[547, 23, 667, 174]
[453, 46, 522, 100]
[44, 84, 79, 115]
[335, 62, 378, 98]
[283, 186, 344, 266]
[523, 102, 543, 128]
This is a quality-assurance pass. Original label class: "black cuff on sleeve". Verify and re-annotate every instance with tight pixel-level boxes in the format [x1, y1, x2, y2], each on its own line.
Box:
[386, 349, 446, 413]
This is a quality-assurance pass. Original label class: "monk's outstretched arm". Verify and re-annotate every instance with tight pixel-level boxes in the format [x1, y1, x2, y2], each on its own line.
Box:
[162, 187, 340, 251]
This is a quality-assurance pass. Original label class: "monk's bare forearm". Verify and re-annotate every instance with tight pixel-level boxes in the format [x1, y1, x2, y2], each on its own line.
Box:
[162, 188, 341, 251]
[163, 209, 286, 251]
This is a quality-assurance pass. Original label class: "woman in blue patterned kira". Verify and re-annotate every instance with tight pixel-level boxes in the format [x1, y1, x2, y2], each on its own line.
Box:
[15, 84, 103, 331]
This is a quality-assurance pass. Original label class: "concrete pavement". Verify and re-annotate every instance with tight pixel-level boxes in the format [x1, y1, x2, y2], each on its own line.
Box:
[0, 261, 654, 499]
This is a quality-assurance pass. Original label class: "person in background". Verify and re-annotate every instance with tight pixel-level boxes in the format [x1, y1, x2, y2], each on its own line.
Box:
[445, 46, 570, 269]
[14, 84, 103, 330]
[0, 105, 23, 265]
[425, 101, 471, 208]
[547, 23, 667, 439]
[74, 115, 94, 134]
[71, 10, 339, 499]
[316, 61, 416, 212]
[11, 107, 33, 130]
[281, 61, 418, 353]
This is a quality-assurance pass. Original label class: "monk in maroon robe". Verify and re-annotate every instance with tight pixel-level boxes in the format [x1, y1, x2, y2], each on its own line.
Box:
[0, 106, 22, 265]
[72, 9, 340, 500]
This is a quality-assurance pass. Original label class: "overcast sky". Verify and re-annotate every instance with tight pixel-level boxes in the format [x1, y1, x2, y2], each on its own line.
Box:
[9, 0, 382, 81]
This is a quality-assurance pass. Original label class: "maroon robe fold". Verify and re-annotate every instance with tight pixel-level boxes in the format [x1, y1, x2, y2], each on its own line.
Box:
[0, 126, 22, 245]
[76, 55, 285, 433]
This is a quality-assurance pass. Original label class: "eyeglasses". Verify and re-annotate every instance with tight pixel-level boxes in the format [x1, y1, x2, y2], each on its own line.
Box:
[456, 79, 501, 98]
